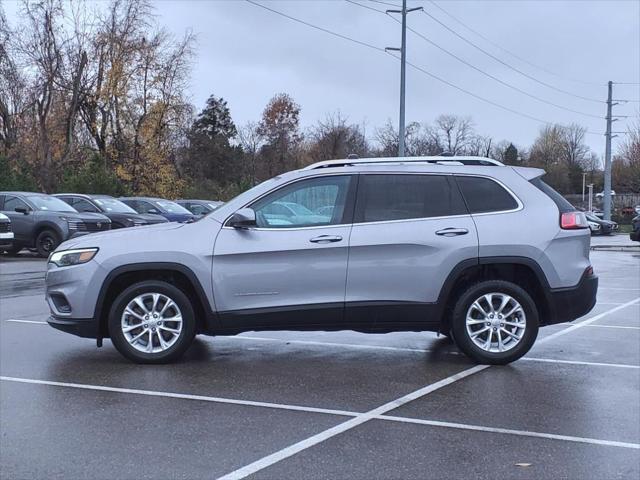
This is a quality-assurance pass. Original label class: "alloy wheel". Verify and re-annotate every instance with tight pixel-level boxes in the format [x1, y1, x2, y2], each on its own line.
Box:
[465, 292, 526, 353]
[121, 293, 183, 353]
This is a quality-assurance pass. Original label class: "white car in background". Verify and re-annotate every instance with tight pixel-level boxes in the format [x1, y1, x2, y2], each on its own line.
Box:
[0, 212, 14, 252]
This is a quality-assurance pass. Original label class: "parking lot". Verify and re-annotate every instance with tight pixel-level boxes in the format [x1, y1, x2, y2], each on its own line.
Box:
[1, 237, 639, 480]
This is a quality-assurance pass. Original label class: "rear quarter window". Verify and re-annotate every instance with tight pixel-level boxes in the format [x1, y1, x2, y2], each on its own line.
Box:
[529, 177, 575, 213]
[455, 176, 519, 214]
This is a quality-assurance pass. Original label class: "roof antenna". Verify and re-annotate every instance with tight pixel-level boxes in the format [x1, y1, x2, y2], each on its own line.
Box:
[346, 153, 359, 159]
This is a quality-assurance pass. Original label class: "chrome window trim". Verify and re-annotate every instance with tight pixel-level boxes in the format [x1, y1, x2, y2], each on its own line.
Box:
[221, 171, 523, 231]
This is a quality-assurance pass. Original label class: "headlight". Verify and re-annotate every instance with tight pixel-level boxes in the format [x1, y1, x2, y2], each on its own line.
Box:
[49, 248, 99, 267]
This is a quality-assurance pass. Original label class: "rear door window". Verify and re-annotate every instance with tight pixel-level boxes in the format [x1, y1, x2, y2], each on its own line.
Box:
[354, 174, 467, 223]
[455, 176, 519, 214]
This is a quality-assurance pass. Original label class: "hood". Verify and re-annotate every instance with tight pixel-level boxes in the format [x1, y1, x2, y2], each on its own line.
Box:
[104, 212, 168, 225]
[57, 221, 184, 251]
[162, 212, 195, 223]
[58, 211, 111, 222]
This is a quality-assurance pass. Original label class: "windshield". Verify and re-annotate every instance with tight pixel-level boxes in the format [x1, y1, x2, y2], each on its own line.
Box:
[93, 198, 137, 214]
[585, 213, 599, 222]
[27, 195, 77, 212]
[154, 200, 191, 214]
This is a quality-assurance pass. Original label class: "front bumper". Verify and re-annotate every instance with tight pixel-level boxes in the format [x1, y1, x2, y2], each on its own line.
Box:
[0, 231, 13, 248]
[547, 272, 598, 325]
[47, 315, 98, 338]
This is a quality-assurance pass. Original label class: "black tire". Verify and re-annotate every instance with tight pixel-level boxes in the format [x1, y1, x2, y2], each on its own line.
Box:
[35, 229, 60, 258]
[108, 280, 197, 364]
[451, 280, 539, 365]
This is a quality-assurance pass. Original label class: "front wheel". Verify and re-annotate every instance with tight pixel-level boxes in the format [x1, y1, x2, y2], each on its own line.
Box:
[108, 280, 197, 364]
[451, 280, 539, 365]
[35, 229, 60, 258]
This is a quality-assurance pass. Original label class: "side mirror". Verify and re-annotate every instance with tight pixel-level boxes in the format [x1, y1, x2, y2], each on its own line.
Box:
[15, 206, 29, 215]
[228, 208, 256, 229]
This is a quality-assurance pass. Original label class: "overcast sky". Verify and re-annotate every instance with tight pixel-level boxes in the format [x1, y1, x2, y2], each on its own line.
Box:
[5, 0, 640, 155]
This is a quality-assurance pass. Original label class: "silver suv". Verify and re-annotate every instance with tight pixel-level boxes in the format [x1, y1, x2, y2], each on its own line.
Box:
[45, 156, 598, 364]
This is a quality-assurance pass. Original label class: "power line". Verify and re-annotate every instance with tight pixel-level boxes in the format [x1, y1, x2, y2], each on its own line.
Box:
[390, 52, 602, 136]
[426, 0, 606, 88]
[245, 0, 384, 53]
[246, 0, 602, 135]
[348, 1, 603, 120]
[421, 4, 605, 104]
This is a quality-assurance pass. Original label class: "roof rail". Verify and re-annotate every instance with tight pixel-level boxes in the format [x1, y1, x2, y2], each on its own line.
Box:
[302, 156, 504, 170]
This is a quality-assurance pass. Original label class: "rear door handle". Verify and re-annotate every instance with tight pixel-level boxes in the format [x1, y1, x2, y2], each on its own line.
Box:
[310, 235, 343, 243]
[435, 227, 469, 237]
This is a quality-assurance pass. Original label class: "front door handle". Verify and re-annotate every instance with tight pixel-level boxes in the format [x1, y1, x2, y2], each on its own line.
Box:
[435, 227, 469, 237]
[310, 235, 343, 243]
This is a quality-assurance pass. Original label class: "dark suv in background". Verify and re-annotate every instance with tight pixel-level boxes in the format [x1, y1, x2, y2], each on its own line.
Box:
[54, 194, 168, 229]
[119, 197, 195, 223]
[0, 192, 111, 257]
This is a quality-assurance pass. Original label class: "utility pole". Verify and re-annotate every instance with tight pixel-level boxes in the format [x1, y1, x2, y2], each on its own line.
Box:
[603, 81, 629, 220]
[385, 1, 422, 157]
[603, 81, 613, 221]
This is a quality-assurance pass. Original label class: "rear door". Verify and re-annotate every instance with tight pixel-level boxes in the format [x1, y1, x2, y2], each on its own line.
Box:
[213, 174, 356, 329]
[345, 173, 478, 326]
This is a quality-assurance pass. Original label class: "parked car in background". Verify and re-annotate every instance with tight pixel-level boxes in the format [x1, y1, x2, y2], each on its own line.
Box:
[0, 213, 13, 252]
[0, 192, 111, 257]
[54, 194, 168, 229]
[176, 199, 223, 217]
[631, 216, 640, 242]
[45, 156, 597, 365]
[585, 212, 618, 235]
[119, 197, 195, 223]
[595, 190, 616, 198]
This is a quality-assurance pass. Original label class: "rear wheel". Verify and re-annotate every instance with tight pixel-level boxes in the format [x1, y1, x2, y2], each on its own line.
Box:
[108, 280, 197, 364]
[451, 280, 538, 365]
[35, 230, 59, 258]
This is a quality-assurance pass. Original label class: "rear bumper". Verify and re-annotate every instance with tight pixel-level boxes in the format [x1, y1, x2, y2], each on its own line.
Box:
[47, 315, 99, 338]
[546, 273, 598, 325]
[630, 230, 640, 242]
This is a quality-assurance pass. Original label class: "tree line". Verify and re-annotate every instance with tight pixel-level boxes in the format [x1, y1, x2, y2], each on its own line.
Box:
[1, 0, 638, 200]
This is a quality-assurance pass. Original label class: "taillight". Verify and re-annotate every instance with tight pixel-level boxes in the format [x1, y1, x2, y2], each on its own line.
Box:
[561, 212, 588, 230]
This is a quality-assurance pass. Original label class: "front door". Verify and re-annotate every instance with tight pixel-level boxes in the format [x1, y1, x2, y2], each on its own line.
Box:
[1, 195, 35, 245]
[213, 174, 356, 329]
[345, 173, 478, 327]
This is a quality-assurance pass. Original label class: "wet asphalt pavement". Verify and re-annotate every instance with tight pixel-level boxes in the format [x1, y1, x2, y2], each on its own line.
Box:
[0, 242, 639, 479]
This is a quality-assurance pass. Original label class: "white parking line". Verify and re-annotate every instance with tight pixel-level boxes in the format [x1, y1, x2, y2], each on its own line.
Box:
[585, 324, 640, 330]
[5, 319, 47, 325]
[216, 365, 489, 480]
[216, 298, 640, 480]
[378, 416, 640, 450]
[3, 372, 638, 456]
[0, 376, 358, 417]
[538, 297, 640, 344]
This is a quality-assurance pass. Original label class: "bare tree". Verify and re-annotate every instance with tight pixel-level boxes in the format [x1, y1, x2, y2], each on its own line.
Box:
[237, 121, 263, 186]
[308, 112, 368, 162]
[428, 114, 474, 155]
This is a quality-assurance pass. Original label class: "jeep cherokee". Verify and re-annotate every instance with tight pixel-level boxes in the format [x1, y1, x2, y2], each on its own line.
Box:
[44, 157, 597, 364]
